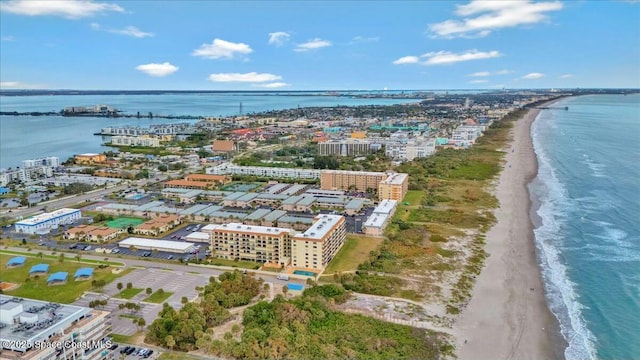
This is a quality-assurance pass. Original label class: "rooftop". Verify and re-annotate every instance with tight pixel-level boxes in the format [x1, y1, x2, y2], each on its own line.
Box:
[119, 237, 195, 251]
[380, 173, 409, 185]
[294, 214, 344, 241]
[373, 199, 398, 215]
[207, 223, 293, 236]
[0, 295, 92, 353]
[15, 208, 79, 226]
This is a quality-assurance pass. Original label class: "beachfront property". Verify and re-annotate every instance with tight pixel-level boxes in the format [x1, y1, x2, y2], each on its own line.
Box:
[291, 214, 347, 270]
[207, 162, 322, 180]
[14, 208, 82, 234]
[203, 223, 293, 266]
[74, 153, 107, 165]
[110, 135, 161, 147]
[21, 157, 60, 169]
[384, 137, 437, 161]
[378, 173, 409, 201]
[0, 295, 111, 360]
[362, 199, 398, 236]
[202, 214, 346, 270]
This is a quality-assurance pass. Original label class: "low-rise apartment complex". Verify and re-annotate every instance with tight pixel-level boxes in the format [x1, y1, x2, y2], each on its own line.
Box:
[15, 208, 82, 234]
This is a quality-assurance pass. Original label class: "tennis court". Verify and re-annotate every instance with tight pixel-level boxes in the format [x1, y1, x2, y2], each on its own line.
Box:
[106, 217, 144, 229]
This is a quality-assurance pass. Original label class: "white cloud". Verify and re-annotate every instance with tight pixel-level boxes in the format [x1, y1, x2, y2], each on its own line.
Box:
[429, 0, 563, 38]
[560, 73, 573, 79]
[91, 23, 154, 38]
[268, 32, 290, 46]
[135, 62, 178, 77]
[522, 72, 545, 79]
[1, 35, 16, 42]
[350, 36, 379, 44]
[207, 72, 282, 83]
[470, 71, 491, 76]
[0, 0, 124, 19]
[392, 56, 420, 65]
[422, 49, 502, 65]
[192, 39, 253, 59]
[469, 69, 512, 76]
[469, 79, 489, 83]
[253, 82, 290, 88]
[294, 38, 332, 52]
[0, 81, 45, 89]
[110, 26, 153, 38]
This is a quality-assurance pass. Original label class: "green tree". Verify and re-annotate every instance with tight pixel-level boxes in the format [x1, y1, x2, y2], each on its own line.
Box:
[165, 335, 175, 351]
[117, 282, 123, 291]
[126, 282, 133, 289]
[146, 287, 152, 295]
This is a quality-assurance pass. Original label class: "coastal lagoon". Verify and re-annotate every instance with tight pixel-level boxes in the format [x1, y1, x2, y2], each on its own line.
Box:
[530, 94, 640, 360]
[0, 92, 420, 169]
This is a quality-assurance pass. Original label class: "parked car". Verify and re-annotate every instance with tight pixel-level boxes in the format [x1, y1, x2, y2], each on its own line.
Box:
[143, 350, 153, 358]
[84, 245, 92, 251]
[166, 255, 174, 260]
[111, 248, 120, 254]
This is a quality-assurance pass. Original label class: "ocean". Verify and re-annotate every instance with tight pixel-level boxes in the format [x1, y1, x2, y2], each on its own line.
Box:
[530, 94, 640, 360]
[0, 92, 419, 169]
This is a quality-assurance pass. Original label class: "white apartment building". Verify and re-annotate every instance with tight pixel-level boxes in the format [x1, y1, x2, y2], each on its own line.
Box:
[317, 140, 374, 157]
[385, 138, 436, 161]
[21, 157, 60, 169]
[208, 162, 321, 180]
[15, 208, 82, 234]
[363, 199, 398, 236]
[0, 167, 54, 186]
[450, 125, 485, 147]
[111, 135, 161, 147]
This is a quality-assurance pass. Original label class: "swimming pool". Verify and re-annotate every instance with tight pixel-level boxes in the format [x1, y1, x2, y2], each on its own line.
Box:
[293, 270, 316, 277]
[287, 284, 304, 291]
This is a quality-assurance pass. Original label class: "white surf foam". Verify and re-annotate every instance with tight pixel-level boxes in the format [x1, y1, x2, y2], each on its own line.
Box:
[531, 116, 598, 360]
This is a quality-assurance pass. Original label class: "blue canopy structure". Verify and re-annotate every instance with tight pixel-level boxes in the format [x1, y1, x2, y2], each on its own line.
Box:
[47, 272, 68, 283]
[6, 256, 26, 266]
[74, 268, 94, 278]
[29, 264, 49, 274]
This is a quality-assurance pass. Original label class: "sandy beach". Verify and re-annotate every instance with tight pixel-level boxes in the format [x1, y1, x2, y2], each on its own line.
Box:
[453, 107, 565, 360]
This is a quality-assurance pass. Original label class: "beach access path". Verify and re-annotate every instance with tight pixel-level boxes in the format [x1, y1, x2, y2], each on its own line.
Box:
[452, 107, 564, 360]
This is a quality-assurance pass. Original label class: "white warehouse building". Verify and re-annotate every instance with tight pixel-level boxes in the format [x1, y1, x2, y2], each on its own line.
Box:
[15, 208, 82, 234]
[118, 237, 195, 254]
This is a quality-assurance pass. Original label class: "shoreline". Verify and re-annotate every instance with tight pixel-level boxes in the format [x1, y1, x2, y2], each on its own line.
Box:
[452, 105, 566, 360]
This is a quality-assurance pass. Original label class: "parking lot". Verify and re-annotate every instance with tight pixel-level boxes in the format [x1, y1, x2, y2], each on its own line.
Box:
[75, 267, 212, 336]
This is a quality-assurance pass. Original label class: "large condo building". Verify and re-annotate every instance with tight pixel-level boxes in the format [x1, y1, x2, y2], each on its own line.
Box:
[15, 208, 82, 234]
[317, 140, 374, 157]
[291, 214, 346, 270]
[203, 223, 293, 266]
[320, 170, 388, 193]
[378, 173, 409, 201]
[202, 214, 346, 270]
[0, 295, 112, 360]
[208, 163, 321, 180]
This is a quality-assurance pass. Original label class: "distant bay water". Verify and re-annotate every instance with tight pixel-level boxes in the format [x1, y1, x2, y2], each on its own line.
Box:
[530, 94, 640, 360]
[0, 92, 420, 169]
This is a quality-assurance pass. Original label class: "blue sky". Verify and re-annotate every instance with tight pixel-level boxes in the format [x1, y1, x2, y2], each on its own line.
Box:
[1, 0, 639, 90]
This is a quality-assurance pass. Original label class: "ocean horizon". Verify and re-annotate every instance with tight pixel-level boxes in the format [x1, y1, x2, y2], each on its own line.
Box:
[530, 94, 640, 360]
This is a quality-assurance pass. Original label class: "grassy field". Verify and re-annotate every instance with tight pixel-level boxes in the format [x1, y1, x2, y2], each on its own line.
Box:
[118, 287, 143, 299]
[0, 249, 124, 267]
[144, 289, 174, 303]
[0, 254, 131, 303]
[157, 353, 203, 360]
[323, 234, 384, 275]
[205, 258, 261, 270]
